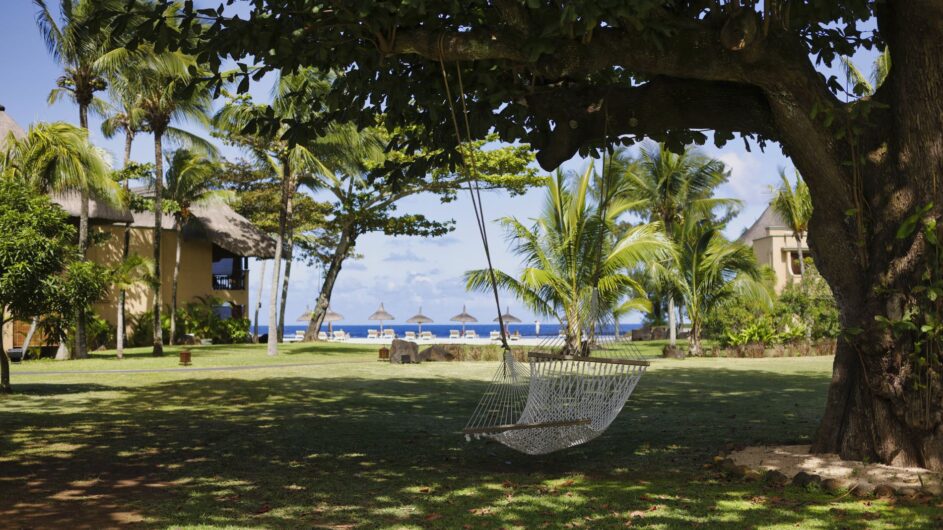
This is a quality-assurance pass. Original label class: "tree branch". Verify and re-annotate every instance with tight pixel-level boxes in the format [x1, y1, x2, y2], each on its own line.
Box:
[524, 77, 777, 170]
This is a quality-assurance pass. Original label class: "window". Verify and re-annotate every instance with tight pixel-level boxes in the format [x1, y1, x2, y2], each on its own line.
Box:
[212, 244, 248, 290]
[788, 251, 803, 275]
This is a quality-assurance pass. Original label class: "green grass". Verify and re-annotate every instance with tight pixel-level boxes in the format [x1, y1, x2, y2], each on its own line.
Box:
[1, 344, 937, 529]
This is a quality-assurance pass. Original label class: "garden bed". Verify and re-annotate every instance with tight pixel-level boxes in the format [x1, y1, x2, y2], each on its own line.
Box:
[703, 340, 836, 358]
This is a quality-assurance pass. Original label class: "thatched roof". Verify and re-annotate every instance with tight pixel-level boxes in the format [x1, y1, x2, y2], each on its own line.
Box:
[129, 204, 275, 258]
[0, 106, 26, 150]
[51, 191, 135, 224]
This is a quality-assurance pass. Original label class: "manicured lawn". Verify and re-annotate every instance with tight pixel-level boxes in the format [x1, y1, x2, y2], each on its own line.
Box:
[1, 344, 937, 529]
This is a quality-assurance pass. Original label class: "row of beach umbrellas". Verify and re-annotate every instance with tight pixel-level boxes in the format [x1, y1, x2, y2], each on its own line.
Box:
[296, 303, 522, 335]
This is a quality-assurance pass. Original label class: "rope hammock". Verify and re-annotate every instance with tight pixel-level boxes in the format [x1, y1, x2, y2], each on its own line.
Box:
[435, 44, 648, 454]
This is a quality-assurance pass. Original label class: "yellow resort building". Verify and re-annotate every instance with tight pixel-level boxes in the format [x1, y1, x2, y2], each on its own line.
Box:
[738, 205, 810, 293]
[1, 107, 275, 352]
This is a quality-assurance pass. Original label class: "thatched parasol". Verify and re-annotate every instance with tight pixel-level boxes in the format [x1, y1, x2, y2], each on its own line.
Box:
[406, 307, 434, 333]
[450, 305, 478, 335]
[493, 306, 522, 335]
[368, 302, 395, 334]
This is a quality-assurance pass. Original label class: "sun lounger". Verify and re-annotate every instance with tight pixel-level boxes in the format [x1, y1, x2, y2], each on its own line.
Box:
[449, 330, 461, 339]
[404, 331, 417, 341]
[318, 331, 328, 341]
[383, 329, 396, 339]
[510, 333, 520, 341]
[367, 329, 379, 339]
[420, 331, 434, 340]
[465, 330, 479, 339]
[333, 330, 348, 341]
[490, 331, 501, 340]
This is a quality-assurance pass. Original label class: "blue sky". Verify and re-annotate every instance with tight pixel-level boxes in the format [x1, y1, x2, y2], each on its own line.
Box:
[0, 3, 874, 326]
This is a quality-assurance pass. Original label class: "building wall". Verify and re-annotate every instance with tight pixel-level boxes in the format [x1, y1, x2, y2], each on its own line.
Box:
[2, 225, 250, 352]
[749, 228, 808, 293]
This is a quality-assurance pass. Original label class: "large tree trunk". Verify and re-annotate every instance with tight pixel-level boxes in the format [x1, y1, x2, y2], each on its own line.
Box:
[152, 133, 164, 356]
[806, 3, 943, 470]
[303, 225, 354, 341]
[169, 217, 182, 345]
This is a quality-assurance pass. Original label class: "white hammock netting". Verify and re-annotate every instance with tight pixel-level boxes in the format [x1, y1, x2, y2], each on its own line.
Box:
[464, 330, 650, 455]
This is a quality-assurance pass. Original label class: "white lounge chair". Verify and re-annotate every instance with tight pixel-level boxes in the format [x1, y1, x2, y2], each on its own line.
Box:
[383, 329, 396, 339]
[404, 331, 417, 341]
[318, 331, 328, 341]
[367, 329, 379, 339]
[449, 330, 461, 340]
[465, 330, 479, 340]
[295, 330, 305, 341]
[420, 331, 434, 340]
[333, 330, 348, 341]
[490, 331, 501, 340]
[510, 332, 521, 341]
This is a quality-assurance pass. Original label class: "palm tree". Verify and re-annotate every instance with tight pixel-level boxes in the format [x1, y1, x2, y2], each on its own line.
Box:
[111, 254, 153, 358]
[215, 70, 379, 354]
[618, 143, 739, 345]
[35, 0, 124, 356]
[135, 48, 215, 356]
[1, 122, 117, 359]
[466, 166, 667, 354]
[840, 47, 892, 97]
[770, 169, 813, 278]
[658, 219, 771, 356]
[163, 149, 229, 344]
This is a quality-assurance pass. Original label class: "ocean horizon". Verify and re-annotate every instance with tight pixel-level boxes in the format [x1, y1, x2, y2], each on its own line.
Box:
[254, 322, 643, 339]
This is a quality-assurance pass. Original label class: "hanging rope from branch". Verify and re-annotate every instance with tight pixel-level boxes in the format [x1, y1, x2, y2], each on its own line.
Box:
[437, 36, 510, 352]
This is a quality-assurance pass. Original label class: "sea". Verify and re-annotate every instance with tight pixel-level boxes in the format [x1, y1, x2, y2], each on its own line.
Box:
[256, 322, 642, 339]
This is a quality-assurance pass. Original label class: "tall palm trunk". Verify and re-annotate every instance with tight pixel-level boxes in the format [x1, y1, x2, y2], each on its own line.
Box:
[277, 185, 296, 341]
[73, 104, 92, 359]
[117, 130, 134, 359]
[0, 308, 9, 393]
[152, 131, 164, 356]
[668, 297, 677, 346]
[253, 260, 266, 342]
[169, 217, 182, 345]
[267, 167, 290, 356]
[795, 233, 806, 277]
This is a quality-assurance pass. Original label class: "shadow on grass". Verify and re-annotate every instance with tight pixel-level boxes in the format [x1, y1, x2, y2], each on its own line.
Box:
[0, 367, 934, 528]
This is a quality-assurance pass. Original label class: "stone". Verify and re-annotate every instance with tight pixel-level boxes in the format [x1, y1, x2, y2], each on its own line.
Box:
[743, 469, 763, 482]
[873, 484, 896, 498]
[852, 482, 876, 498]
[921, 483, 943, 496]
[896, 487, 919, 499]
[389, 339, 419, 364]
[792, 471, 822, 488]
[822, 478, 852, 494]
[662, 345, 685, 359]
[720, 458, 740, 476]
[764, 470, 789, 488]
[418, 345, 458, 362]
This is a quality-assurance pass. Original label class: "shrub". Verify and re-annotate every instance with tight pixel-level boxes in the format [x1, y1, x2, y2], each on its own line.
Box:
[774, 262, 840, 340]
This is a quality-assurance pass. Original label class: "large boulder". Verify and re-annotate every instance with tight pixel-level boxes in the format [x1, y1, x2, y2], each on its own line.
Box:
[389, 339, 420, 364]
[418, 345, 458, 362]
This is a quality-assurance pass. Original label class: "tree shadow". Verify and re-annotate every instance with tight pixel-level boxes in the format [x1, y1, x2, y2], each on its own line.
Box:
[0, 366, 935, 528]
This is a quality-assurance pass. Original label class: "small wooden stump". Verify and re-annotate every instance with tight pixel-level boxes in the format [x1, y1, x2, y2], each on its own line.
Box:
[179, 349, 192, 366]
[378, 347, 390, 361]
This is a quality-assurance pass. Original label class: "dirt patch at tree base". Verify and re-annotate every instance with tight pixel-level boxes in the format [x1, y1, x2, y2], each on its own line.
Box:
[730, 444, 943, 494]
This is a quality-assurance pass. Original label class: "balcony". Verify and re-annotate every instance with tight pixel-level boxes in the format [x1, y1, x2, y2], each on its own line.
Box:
[213, 271, 247, 291]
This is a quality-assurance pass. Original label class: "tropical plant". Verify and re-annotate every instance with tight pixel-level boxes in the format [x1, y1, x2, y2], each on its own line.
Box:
[111, 253, 154, 358]
[657, 219, 772, 356]
[466, 166, 667, 354]
[134, 41, 215, 356]
[840, 47, 892, 97]
[163, 148, 229, 344]
[1, 121, 117, 359]
[770, 169, 813, 278]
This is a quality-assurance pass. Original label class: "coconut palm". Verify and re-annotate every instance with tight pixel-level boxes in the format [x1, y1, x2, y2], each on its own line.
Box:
[1, 121, 117, 359]
[618, 143, 739, 345]
[163, 149, 230, 344]
[657, 219, 771, 356]
[770, 169, 813, 277]
[111, 254, 153, 358]
[840, 47, 892, 97]
[134, 47, 215, 356]
[466, 166, 667, 354]
[215, 70, 380, 354]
